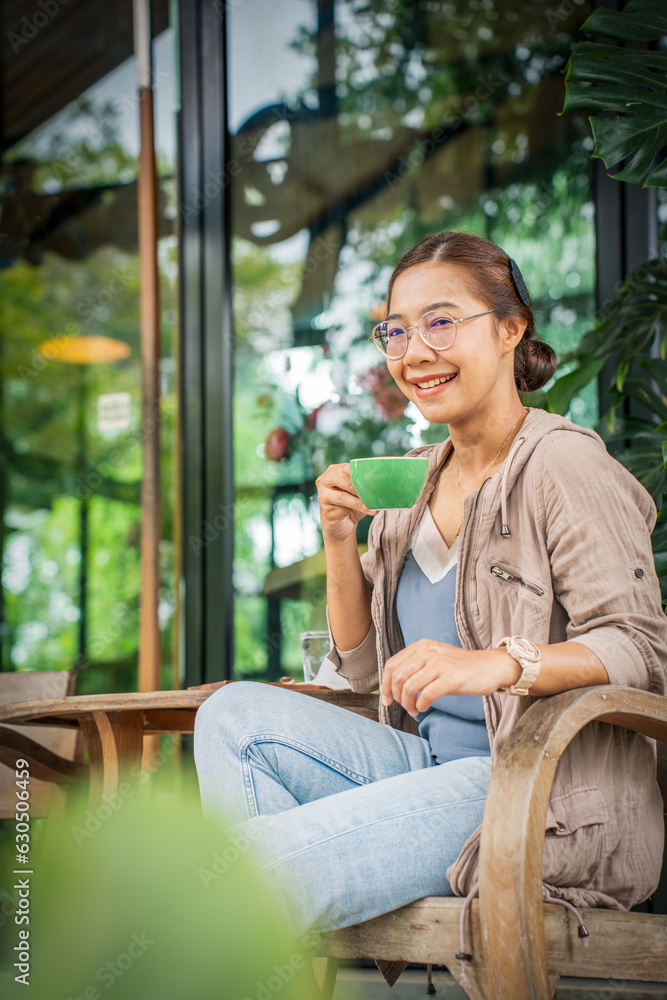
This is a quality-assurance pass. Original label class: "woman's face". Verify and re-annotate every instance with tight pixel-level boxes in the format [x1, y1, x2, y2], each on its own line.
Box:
[385, 261, 521, 426]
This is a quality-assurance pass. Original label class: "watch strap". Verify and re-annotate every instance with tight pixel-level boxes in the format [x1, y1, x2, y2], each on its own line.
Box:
[495, 635, 541, 696]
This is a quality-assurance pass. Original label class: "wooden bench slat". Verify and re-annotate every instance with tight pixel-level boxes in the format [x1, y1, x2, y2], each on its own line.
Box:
[311, 897, 667, 985]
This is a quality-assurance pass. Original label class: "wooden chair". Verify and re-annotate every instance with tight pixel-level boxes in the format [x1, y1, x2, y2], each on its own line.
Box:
[0, 670, 88, 829]
[308, 685, 667, 1000]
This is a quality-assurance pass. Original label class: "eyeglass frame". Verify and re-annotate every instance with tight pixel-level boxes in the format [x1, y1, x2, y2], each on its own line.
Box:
[369, 308, 494, 360]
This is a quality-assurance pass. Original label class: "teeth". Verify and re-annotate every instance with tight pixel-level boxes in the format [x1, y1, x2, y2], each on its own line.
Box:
[417, 374, 456, 389]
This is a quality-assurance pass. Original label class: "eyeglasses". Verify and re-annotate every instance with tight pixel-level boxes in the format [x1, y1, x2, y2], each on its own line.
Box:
[369, 309, 494, 360]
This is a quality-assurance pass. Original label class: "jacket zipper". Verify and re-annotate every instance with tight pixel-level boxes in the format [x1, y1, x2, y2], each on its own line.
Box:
[460, 480, 502, 734]
[461, 481, 488, 650]
[380, 516, 391, 657]
[490, 565, 545, 597]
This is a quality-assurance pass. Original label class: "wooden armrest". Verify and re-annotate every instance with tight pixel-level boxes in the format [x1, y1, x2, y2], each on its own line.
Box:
[478, 685, 667, 1000]
[0, 726, 89, 784]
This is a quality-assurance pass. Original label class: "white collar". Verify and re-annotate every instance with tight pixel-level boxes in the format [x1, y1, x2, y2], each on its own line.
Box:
[410, 504, 458, 585]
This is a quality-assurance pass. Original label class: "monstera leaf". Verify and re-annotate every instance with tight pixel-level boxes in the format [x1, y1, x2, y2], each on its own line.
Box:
[562, 0, 667, 188]
[546, 259, 667, 600]
[549, 258, 667, 407]
[548, 258, 667, 430]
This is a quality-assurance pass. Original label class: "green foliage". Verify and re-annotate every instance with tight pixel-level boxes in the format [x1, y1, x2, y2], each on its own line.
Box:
[1, 243, 178, 682]
[2, 85, 180, 682]
[558, 0, 667, 599]
[546, 357, 606, 417]
[562, 0, 667, 187]
[233, 239, 301, 356]
[548, 259, 667, 599]
[1, 776, 312, 1000]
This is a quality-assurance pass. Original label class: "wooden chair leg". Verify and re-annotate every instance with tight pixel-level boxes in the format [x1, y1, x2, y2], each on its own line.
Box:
[311, 956, 338, 1000]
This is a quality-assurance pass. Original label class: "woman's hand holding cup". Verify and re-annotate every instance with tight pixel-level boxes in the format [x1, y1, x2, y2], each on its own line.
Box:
[316, 463, 377, 543]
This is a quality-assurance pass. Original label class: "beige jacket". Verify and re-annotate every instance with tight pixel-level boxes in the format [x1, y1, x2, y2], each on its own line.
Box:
[330, 408, 667, 912]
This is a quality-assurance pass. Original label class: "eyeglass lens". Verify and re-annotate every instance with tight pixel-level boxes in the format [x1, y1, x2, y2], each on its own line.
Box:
[373, 310, 456, 358]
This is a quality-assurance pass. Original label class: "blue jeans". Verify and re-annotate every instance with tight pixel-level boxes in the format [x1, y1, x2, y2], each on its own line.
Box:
[194, 682, 490, 937]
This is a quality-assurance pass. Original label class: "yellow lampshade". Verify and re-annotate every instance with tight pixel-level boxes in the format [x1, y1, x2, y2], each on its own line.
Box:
[37, 336, 131, 365]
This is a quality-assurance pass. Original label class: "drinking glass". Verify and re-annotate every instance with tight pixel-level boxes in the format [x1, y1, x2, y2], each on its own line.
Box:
[299, 631, 331, 682]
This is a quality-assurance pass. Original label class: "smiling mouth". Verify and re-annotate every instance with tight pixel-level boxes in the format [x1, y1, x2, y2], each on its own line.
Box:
[415, 373, 457, 389]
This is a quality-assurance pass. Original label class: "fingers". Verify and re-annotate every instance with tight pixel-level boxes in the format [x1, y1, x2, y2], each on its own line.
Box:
[387, 664, 423, 717]
[381, 644, 491, 715]
[316, 464, 378, 519]
[316, 462, 355, 494]
[381, 641, 452, 716]
[381, 641, 430, 699]
[400, 665, 441, 716]
[316, 462, 352, 490]
[320, 487, 376, 518]
[381, 645, 430, 715]
[381, 648, 408, 706]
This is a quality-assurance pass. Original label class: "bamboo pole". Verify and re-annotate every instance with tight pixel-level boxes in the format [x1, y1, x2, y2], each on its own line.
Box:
[133, 0, 162, 716]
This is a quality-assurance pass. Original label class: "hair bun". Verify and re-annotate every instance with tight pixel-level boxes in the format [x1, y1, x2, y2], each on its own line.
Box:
[515, 338, 558, 393]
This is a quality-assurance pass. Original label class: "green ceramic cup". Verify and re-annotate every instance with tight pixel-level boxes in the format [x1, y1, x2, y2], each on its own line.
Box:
[349, 456, 429, 510]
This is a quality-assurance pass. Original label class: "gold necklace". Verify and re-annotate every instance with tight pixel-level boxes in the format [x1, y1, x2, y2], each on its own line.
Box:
[453, 410, 526, 539]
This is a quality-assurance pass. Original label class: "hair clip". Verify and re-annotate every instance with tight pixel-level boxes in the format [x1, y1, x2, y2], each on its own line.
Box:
[508, 257, 531, 308]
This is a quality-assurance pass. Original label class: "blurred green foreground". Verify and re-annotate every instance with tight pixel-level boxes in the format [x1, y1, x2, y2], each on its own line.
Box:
[0, 775, 313, 1000]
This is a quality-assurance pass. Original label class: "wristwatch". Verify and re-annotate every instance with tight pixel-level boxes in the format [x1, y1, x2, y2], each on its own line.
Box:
[495, 635, 541, 695]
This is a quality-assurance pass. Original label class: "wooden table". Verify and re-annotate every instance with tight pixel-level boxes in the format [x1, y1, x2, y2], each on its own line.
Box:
[0, 685, 379, 806]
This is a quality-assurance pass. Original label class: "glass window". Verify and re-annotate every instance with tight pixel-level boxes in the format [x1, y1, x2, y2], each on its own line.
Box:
[228, 0, 596, 680]
[0, 5, 180, 693]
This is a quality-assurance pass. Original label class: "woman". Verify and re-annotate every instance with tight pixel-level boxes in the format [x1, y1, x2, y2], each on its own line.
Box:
[194, 232, 667, 984]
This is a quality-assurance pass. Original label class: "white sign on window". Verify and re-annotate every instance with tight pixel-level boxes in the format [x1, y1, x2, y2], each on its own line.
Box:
[97, 392, 132, 433]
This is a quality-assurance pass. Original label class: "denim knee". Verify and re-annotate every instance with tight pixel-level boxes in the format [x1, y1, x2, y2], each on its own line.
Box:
[194, 681, 286, 749]
[194, 682, 254, 760]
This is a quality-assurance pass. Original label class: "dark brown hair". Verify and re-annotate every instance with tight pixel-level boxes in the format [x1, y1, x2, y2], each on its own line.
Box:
[386, 231, 557, 393]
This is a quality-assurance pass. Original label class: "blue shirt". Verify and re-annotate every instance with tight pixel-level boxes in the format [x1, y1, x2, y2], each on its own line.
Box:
[395, 506, 490, 765]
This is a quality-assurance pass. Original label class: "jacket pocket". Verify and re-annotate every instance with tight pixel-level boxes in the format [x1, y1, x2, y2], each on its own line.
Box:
[542, 786, 607, 889]
[490, 564, 545, 597]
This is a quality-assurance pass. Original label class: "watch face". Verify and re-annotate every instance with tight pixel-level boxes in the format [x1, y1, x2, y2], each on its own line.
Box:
[510, 636, 540, 661]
